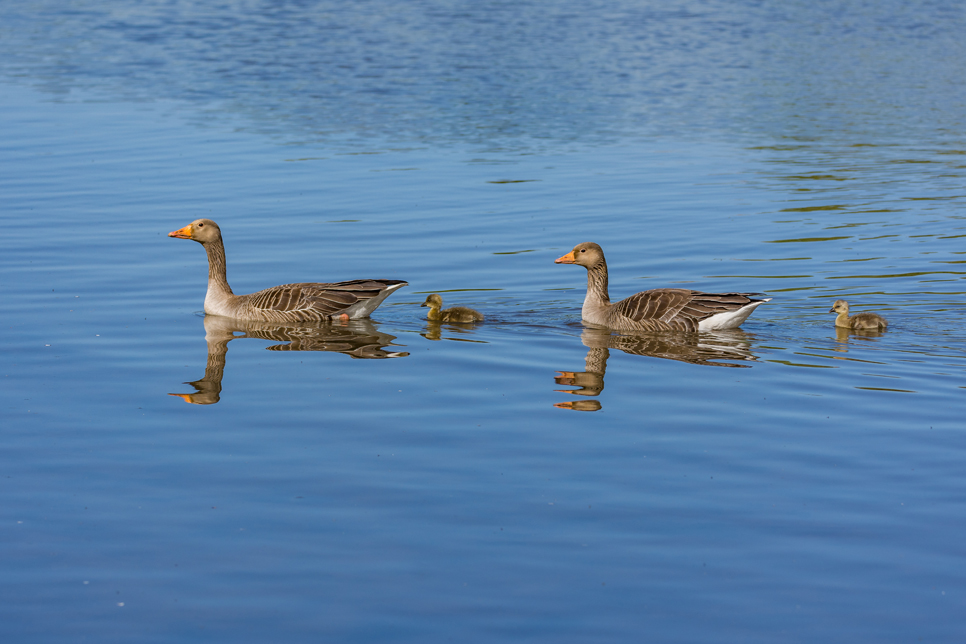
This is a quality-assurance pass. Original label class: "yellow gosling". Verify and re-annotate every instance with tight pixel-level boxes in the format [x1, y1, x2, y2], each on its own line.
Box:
[421, 293, 484, 323]
[830, 299, 888, 330]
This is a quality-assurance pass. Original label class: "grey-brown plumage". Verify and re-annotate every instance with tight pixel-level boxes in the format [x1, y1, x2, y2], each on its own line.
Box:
[420, 293, 484, 323]
[830, 299, 888, 330]
[554, 242, 769, 332]
[168, 219, 406, 322]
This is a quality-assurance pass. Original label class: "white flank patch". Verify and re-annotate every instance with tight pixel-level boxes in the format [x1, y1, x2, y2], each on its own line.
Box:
[344, 282, 408, 319]
[697, 299, 770, 331]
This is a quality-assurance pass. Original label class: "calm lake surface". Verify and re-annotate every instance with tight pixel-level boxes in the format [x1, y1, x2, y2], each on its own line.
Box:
[3, 2, 966, 642]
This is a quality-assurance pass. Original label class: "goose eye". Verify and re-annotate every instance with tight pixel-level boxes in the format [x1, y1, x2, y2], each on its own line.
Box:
[198, 223, 204, 227]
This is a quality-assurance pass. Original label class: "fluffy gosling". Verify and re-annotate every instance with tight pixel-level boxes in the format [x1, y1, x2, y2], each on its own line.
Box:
[830, 299, 888, 330]
[421, 293, 484, 323]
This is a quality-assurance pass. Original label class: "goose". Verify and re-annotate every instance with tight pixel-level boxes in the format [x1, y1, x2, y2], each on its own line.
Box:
[830, 299, 887, 330]
[420, 293, 484, 323]
[168, 219, 407, 322]
[554, 242, 769, 332]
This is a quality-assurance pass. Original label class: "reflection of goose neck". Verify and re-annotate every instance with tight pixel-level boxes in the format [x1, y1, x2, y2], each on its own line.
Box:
[192, 342, 227, 404]
[169, 327, 228, 405]
[585, 346, 609, 375]
[193, 325, 230, 404]
[555, 341, 608, 398]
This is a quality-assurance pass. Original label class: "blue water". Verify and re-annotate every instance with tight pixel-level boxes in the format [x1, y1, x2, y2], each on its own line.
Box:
[3, 2, 966, 642]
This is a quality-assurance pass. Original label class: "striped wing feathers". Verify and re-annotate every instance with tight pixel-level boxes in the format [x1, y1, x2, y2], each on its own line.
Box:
[614, 289, 762, 331]
[246, 280, 401, 319]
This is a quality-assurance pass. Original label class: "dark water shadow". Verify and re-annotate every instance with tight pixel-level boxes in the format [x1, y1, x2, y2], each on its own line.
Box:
[554, 327, 759, 412]
[169, 316, 409, 405]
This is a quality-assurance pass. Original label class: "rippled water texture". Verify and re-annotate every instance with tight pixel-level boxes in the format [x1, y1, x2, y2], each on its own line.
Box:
[3, 2, 966, 642]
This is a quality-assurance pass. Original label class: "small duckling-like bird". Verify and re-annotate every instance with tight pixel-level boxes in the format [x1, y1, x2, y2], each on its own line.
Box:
[168, 219, 407, 322]
[830, 299, 888, 330]
[555, 242, 769, 332]
[421, 293, 484, 323]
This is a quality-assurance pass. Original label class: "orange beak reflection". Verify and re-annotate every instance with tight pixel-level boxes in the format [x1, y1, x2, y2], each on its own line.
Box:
[168, 224, 193, 239]
[555, 251, 576, 264]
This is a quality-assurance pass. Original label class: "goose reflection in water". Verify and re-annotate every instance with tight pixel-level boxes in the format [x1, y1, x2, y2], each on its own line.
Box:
[169, 315, 408, 405]
[554, 327, 758, 411]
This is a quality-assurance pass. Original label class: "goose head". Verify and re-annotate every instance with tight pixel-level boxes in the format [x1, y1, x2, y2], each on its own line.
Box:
[555, 242, 605, 268]
[830, 299, 850, 315]
[168, 219, 222, 244]
[421, 294, 443, 309]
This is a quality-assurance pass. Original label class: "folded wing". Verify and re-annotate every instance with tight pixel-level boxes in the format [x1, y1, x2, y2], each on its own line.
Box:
[247, 279, 408, 321]
[614, 289, 767, 332]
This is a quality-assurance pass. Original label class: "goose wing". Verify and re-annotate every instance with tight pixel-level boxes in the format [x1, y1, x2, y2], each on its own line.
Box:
[614, 289, 765, 331]
[247, 279, 407, 318]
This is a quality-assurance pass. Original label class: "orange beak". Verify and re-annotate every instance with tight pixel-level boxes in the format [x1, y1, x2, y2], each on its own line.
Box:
[555, 251, 576, 264]
[168, 224, 193, 239]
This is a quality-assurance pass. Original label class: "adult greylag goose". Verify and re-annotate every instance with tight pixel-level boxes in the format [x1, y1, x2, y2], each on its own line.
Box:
[168, 219, 407, 322]
[830, 300, 888, 330]
[554, 242, 769, 332]
[420, 293, 484, 323]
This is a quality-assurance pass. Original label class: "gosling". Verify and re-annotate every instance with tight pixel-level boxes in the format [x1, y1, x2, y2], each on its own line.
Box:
[421, 294, 484, 323]
[830, 299, 888, 330]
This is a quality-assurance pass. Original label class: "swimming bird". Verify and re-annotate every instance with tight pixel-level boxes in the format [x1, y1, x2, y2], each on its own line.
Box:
[420, 293, 484, 323]
[168, 219, 407, 322]
[554, 242, 769, 332]
[829, 299, 888, 330]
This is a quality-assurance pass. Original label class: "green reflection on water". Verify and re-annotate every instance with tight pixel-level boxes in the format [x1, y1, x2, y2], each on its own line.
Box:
[707, 275, 812, 279]
[783, 174, 851, 181]
[766, 236, 852, 243]
[827, 271, 966, 279]
[765, 360, 835, 368]
[780, 205, 849, 212]
[412, 288, 503, 293]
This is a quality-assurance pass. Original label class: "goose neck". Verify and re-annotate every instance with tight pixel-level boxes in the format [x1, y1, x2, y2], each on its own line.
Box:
[204, 239, 234, 297]
[585, 261, 610, 306]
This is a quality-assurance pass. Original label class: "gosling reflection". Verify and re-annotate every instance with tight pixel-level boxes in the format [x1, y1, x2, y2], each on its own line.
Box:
[420, 320, 487, 343]
[832, 325, 887, 352]
[169, 316, 408, 405]
[554, 327, 758, 411]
